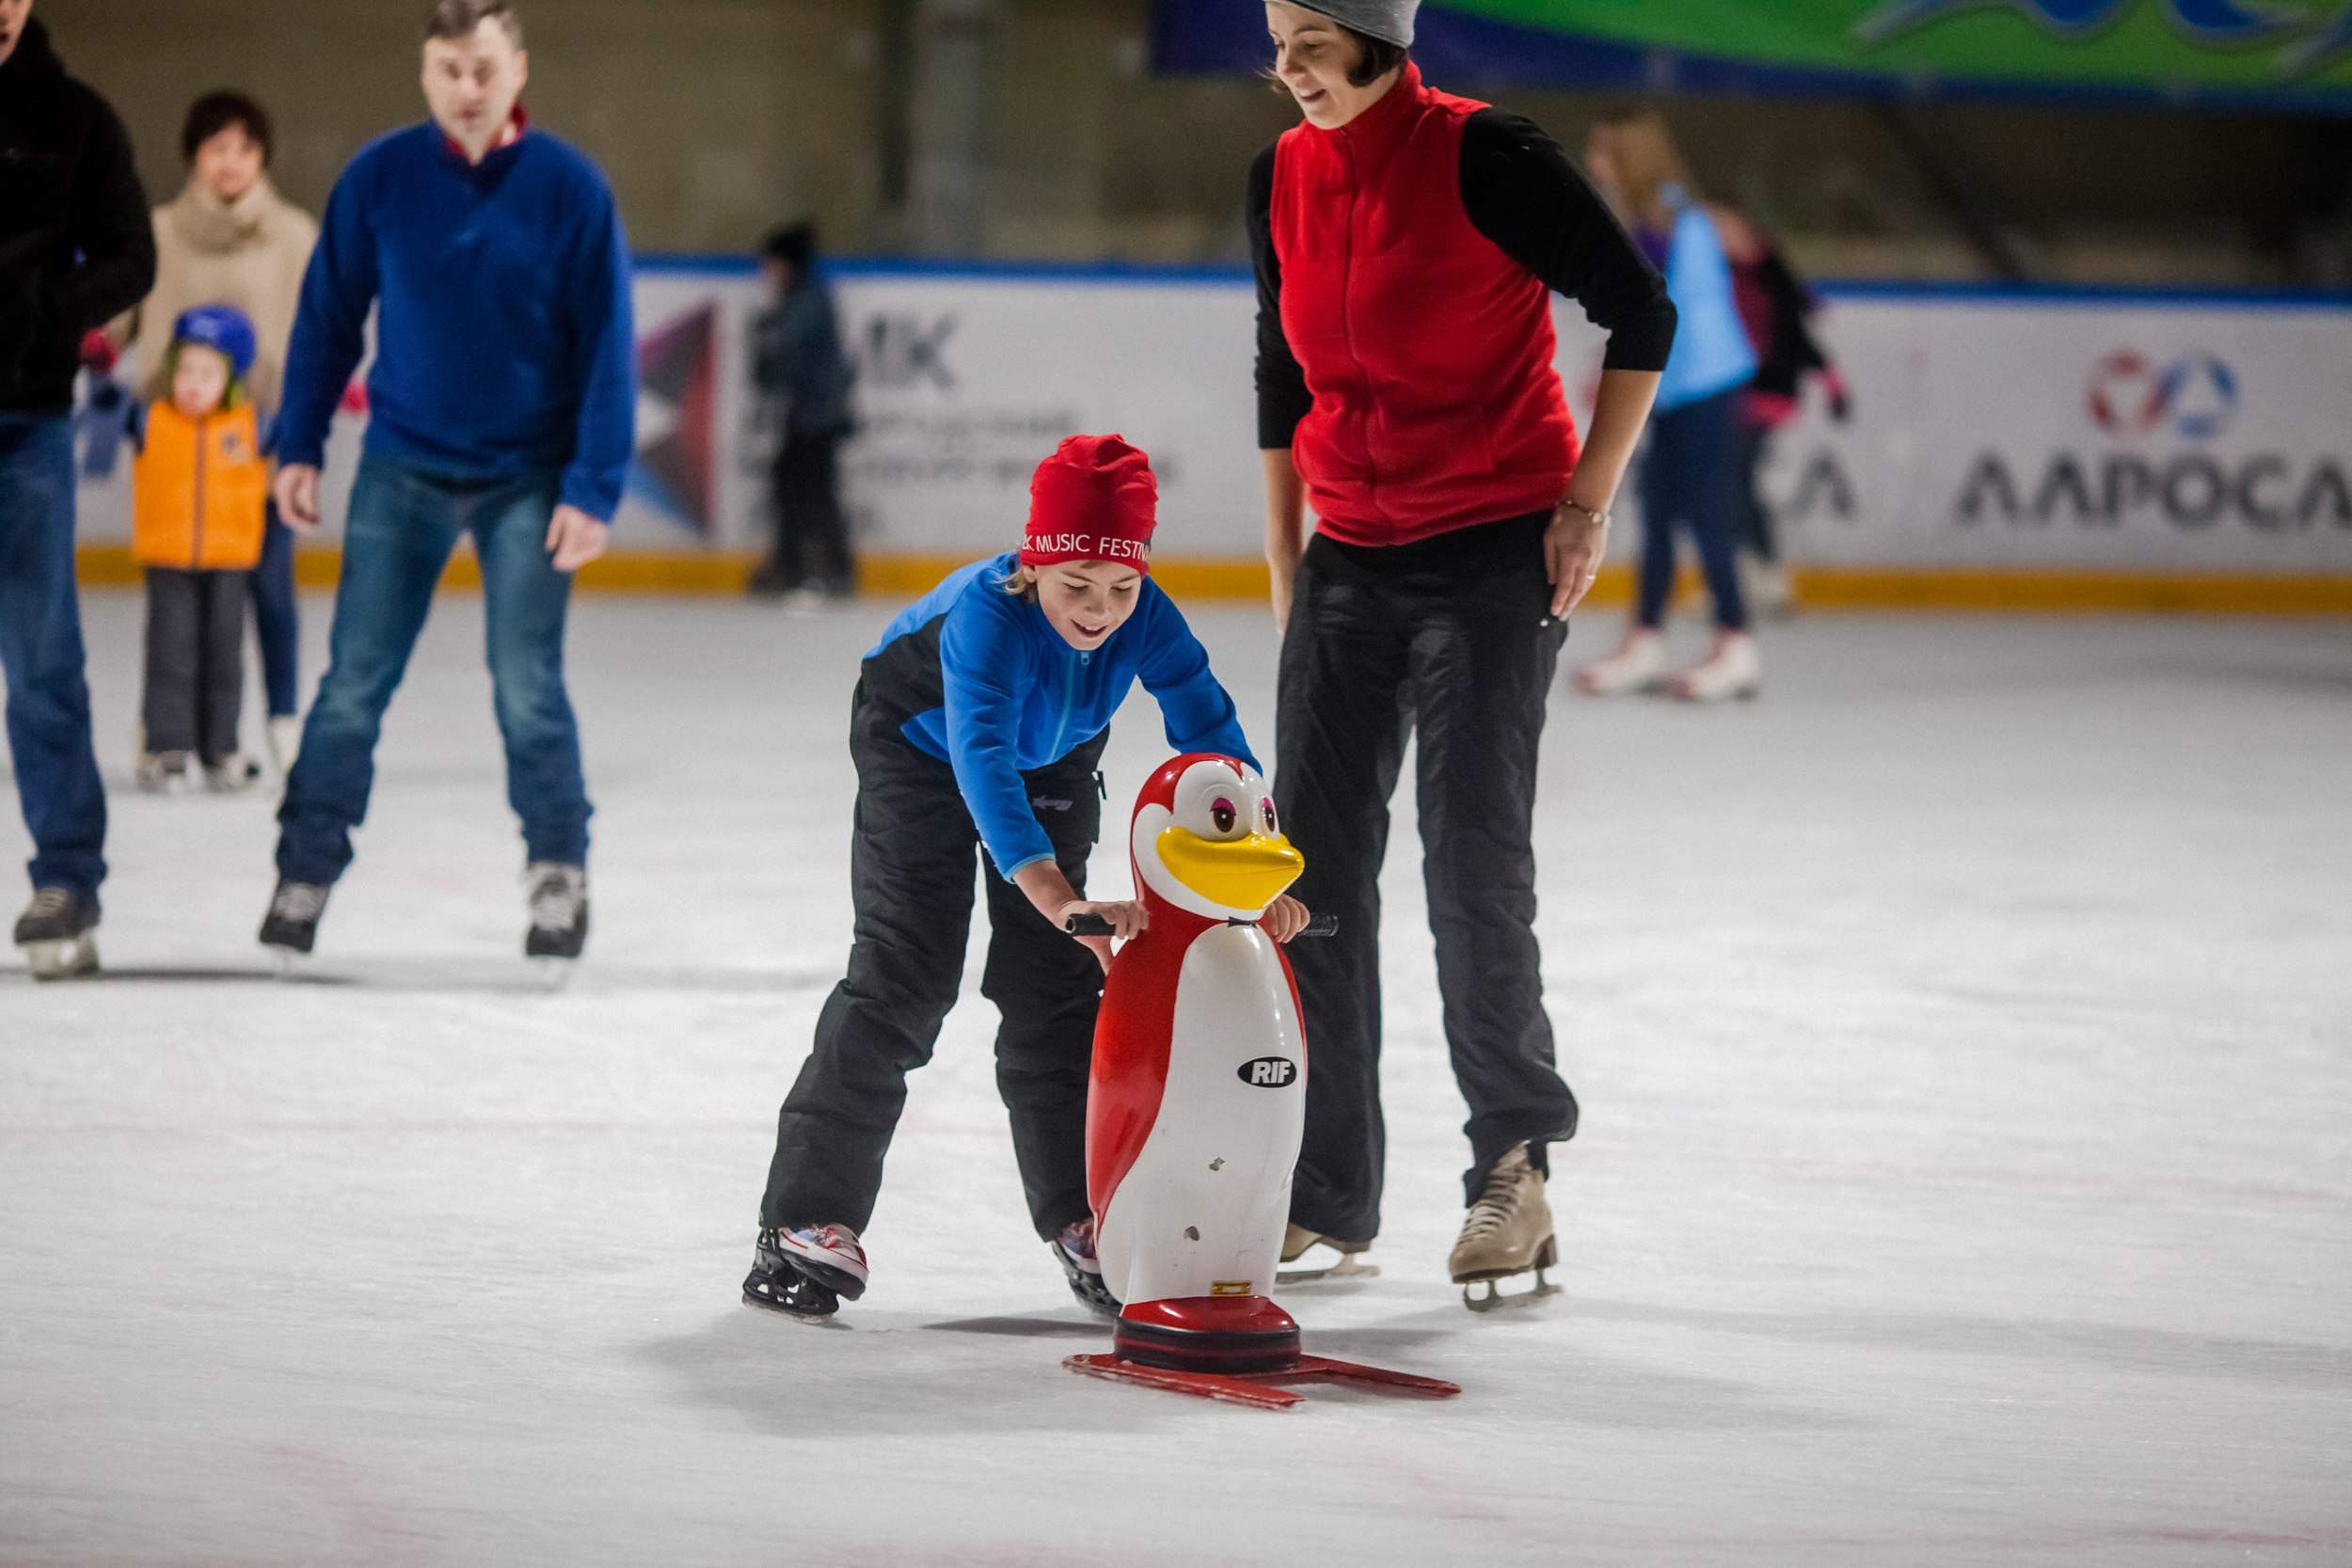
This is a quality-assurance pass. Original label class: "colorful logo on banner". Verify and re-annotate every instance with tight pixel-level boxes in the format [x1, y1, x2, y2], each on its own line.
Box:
[1856, 0, 2349, 74]
[1178, 0, 2352, 99]
[1865, 0, 2298, 45]
[631, 304, 718, 535]
[1956, 341, 2349, 531]
[2085, 351, 2240, 440]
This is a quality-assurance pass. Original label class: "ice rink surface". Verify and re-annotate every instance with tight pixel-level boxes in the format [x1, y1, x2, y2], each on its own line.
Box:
[5, 588, 2350, 1567]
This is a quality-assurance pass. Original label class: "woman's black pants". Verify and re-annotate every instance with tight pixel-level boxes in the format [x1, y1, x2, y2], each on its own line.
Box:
[1273, 512, 1579, 1242]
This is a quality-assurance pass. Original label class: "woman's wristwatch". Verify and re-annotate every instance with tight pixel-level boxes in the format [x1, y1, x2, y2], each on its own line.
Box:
[1558, 497, 1611, 529]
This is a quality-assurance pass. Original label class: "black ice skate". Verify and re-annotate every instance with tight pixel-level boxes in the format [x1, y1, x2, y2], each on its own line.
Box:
[524, 863, 588, 964]
[259, 879, 330, 963]
[1053, 1216, 1120, 1319]
[742, 1224, 866, 1322]
[15, 888, 101, 980]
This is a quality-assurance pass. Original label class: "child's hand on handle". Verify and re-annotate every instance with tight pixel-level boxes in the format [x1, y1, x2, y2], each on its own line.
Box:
[275, 464, 323, 536]
[1059, 898, 1149, 970]
[1014, 860, 1144, 972]
[1261, 895, 1311, 943]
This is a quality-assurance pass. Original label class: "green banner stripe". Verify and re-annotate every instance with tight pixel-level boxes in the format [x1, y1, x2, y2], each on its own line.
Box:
[1435, 0, 2352, 90]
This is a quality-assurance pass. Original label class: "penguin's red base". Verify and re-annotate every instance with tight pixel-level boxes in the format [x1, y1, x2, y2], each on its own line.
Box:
[1067, 1294, 1463, 1411]
[1111, 1295, 1302, 1374]
[1064, 1351, 1462, 1412]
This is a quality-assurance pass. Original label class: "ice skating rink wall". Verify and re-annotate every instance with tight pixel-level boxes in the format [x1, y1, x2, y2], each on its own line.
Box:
[72, 260, 2352, 611]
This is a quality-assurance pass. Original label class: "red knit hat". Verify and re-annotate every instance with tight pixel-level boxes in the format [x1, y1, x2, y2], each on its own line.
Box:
[1021, 434, 1156, 575]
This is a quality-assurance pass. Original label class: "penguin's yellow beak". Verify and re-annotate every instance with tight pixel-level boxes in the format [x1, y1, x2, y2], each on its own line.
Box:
[1154, 827, 1304, 911]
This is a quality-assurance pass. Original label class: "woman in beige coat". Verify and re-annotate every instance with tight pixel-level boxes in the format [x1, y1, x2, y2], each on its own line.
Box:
[113, 92, 317, 772]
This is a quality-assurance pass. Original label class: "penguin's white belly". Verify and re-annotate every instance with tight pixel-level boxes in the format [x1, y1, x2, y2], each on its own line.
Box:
[1098, 925, 1306, 1307]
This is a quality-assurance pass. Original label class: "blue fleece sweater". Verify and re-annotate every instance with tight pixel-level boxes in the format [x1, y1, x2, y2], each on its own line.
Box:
[277, 123, 636, 520]
[871, 554, 1258, 878]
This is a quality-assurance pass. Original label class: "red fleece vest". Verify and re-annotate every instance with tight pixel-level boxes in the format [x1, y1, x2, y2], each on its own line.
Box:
[1271, 66, 1579, 545]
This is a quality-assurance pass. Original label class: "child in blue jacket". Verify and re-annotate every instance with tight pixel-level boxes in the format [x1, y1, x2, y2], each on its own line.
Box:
[746, 434, 1307, 1322]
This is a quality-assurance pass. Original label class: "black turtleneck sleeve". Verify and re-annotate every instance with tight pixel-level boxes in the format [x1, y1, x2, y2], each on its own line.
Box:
[1246, 143, 1312, 451]
[1457, 109, 1677, 373]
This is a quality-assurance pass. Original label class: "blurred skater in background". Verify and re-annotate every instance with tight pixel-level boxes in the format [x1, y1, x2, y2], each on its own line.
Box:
[111, 91, 319, 774]
[1714, 203, 1850, 619]
[259, 0, 634, 965]
[1574, 106, 1762, 702]
[746, 220, 857, 605]
[130, 306, 268, 795]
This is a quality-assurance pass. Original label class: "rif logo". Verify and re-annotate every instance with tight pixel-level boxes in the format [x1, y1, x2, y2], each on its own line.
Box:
[2086, 350, 2238, 440]
[1237, 1056, 1297, 1088]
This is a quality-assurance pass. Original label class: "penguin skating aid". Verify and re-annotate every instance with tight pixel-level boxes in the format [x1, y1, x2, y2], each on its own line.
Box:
[1062, 754, 1459, 1410]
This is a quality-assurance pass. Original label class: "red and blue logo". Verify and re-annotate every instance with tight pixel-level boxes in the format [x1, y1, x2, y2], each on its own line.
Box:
[628, 305, 718, 535]
[2085, 350, 2239, 440]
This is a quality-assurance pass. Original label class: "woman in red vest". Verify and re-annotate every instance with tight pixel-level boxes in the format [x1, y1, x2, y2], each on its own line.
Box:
[1252, 0, 1677, 1304]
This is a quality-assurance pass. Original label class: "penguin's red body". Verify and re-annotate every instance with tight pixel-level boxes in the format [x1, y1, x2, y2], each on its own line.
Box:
[1084, 755, 1307, 1314]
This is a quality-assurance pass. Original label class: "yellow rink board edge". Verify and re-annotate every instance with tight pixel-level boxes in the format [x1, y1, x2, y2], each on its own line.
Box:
[72, 545, 2352, 615]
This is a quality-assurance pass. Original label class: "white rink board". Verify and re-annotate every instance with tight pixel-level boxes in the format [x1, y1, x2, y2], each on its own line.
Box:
[72, 265, 2352, 577]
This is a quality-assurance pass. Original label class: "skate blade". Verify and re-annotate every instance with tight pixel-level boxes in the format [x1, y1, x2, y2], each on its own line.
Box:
[1459, 1267, 1562, 1314]
[23, 934, 100, 981]
[267, 947, 310, 979]
[1276, 1255, 1381, 1286]
[740, 1290, 847, 1327]
[531, 957, 578, 990]
[1066, 1353, 1460, 1410]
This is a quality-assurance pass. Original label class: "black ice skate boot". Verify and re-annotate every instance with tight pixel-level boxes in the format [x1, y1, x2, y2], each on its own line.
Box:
[15, 888, 101, 980]
[1052, 1216, 1120, 1319]
[524, 863, 588, 962]
[743, 1224, 866, 1322]
[260, 879, 330, 961]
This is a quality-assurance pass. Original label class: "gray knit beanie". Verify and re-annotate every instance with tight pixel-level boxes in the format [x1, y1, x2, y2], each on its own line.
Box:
[1287, 0, 1418, 48]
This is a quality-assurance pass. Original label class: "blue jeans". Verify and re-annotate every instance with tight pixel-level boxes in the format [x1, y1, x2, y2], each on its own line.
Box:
[276, 451, 592, 886]
[0, 412, 107, 895]
[1637, 387, 1750, 632]
[251, 507, 299, 719]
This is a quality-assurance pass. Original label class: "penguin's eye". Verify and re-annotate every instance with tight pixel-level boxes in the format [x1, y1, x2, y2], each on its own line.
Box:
[1210, 798, 1238, 834]
[1261, 799, 1279, 834]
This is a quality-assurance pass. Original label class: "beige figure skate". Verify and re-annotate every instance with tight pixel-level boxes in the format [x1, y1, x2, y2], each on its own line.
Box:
[1277, 1223, 1380, 1284]
[1449, 1144, 1561, 1312]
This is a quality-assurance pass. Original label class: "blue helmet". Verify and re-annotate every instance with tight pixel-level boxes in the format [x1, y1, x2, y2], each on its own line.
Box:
[171, 304, 259, 384]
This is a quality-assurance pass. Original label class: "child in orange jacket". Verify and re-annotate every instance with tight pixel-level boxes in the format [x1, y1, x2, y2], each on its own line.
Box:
[132, 306, 269, 791]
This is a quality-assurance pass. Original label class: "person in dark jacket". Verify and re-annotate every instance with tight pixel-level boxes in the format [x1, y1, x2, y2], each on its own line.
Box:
[1252, 1, 1676, 1303]
[258, 0, 635, 966]
[745, 435, 1309, 1323]
[747, 221, 857, 601]
[1716, 203, 1851, 617]
[0, 4, 156, 978]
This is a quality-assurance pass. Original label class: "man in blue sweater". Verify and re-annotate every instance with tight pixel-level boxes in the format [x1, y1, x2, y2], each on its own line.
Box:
[259, 0, 634, 964]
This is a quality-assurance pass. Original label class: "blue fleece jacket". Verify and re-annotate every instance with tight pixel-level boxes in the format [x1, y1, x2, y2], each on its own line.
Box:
[871, 554, 1258, 878]
[277, 123, 636, 520]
